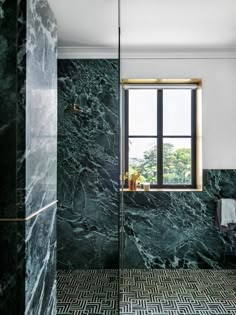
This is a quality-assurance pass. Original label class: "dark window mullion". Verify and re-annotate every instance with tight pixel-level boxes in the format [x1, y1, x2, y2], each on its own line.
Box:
[157, 90, 163, 186]
[124, 90, 129, 187]
[191, 89, 197, 187]
[125, 87, 197, 190]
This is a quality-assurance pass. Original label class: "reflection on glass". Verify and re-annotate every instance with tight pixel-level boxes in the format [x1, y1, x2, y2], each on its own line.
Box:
[163, 138, 191, 185]
[129, 138, 157, 184]
[129, 90, 157, 135]
[163, 89, 191, 136]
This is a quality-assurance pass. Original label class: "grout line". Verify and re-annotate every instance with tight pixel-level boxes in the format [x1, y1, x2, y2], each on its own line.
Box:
[0, 200, 58, 222]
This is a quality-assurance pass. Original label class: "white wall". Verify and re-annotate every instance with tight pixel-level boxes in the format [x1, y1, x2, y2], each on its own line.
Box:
[121, 58, 236, 169]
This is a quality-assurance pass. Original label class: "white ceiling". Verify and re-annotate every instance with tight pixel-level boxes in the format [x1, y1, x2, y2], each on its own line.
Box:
[48, 0, 236, 51]
[48, 0, 118, 48]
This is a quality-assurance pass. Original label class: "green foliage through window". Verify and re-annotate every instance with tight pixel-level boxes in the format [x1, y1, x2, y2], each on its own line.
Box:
[129, 143, 191, 185]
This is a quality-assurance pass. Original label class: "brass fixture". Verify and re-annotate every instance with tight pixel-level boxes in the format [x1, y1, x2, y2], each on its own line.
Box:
[65, 104, 83, 113]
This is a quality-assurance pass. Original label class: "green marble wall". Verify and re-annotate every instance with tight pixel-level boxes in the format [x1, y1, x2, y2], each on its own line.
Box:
[123, 170, 236, 269]
[57, 59, 119, 269]
[57, 60, 236, 271]
[0, 0, 57, 313]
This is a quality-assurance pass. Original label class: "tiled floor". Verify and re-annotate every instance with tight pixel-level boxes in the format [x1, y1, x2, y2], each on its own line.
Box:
[120, 269, 236, 315]
[57, 270, 119, 315]
[57, 269, 236, 315]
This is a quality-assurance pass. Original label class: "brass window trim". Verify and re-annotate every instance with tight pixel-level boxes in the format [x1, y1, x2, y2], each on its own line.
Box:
[121, 78, 202, 86]
[120, 78, 203, 191]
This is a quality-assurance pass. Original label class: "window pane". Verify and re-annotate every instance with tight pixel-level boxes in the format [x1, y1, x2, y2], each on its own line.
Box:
[129, 138, 157, 184]
[129, 89, 157, 135]
[163, 138, 191, 185]
[163, 89, 191, 136]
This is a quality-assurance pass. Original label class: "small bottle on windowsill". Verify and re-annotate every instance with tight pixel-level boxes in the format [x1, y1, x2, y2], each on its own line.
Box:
[143, 182, 150, 191]
[137, 182, 141, 190]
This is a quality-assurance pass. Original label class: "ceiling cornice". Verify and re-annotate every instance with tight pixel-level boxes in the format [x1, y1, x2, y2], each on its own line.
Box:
[58, 47, 118, 59]
[58, 46, 236, 59]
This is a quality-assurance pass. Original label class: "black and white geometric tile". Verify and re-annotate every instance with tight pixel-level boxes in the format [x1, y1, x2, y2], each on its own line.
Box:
[57, 269, 236, 315]
[57, 270, 119, 315]
[120, 269, 236, 315]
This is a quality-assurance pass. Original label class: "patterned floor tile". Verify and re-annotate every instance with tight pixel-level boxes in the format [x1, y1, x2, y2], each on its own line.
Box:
[57, 270, 119, 315]
[120, 269, 236, 315]
[57, 269, 236, 315]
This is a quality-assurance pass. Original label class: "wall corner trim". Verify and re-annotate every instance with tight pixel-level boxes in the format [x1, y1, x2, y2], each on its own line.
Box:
[0, 200, 58, 222]
[58, 46, 236, 60]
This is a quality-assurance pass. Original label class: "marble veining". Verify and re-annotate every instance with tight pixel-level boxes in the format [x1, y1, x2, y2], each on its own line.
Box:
[24, 0, 57, 313]
[0, 0, 57, 219]
[0, 205, 57, 315]
[19, 0, 57, 218]
[0, 0, 57, 314]
[25, 204, 57, 315]
[122, 170, 236, 269]
[57, 59, 119, 269]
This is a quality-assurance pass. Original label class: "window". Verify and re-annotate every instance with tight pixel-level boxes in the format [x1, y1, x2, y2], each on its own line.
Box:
[123, 82, 201, 189]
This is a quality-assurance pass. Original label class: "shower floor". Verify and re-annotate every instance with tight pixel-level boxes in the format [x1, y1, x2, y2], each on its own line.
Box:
[57, 269, 236, 315]
[57, 269, 119, 315]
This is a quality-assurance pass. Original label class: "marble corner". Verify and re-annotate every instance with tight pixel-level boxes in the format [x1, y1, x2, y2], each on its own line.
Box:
[0, 0, 57, 314]
[25, 203, 57, 314]
[0, 204, 57, 315]
[24, 0, 57, 217]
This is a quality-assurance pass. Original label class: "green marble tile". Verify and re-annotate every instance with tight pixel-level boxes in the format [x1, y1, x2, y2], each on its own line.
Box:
[57, 59, 119, 269]
[123, 170, 236, 269]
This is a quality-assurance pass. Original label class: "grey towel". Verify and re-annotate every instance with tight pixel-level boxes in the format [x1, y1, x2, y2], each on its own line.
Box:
[216, 199, 236, 232]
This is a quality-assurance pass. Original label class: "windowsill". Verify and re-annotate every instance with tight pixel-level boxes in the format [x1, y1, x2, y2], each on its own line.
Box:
[120, 188, 203, 192]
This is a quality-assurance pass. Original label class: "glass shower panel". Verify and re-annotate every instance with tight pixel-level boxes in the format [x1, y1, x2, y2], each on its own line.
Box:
[55, 1, 120, 314]
[119, 1, 236, 315]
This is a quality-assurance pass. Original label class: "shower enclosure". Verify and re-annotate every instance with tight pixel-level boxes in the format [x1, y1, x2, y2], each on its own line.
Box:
[54, 1, 236, 314]
[56, 1, 120, 314]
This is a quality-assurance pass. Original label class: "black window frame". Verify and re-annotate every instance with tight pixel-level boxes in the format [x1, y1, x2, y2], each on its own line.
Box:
[124, 87, 197, 189]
